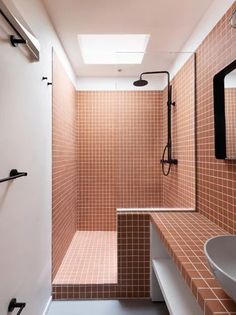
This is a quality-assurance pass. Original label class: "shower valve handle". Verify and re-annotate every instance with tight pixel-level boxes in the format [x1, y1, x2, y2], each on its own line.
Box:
[160, 159, 178, 165]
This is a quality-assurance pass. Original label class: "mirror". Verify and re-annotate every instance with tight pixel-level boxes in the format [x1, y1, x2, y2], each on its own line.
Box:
[225, 69, 236, 159]
[213, 59, 236, 159]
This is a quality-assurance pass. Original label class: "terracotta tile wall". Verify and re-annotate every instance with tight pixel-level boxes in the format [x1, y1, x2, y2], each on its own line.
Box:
[77, 91, 163, 230]
[77, 92, 118, 230]
[162, 55, 196, 208]
[52, 52, 77, 279]
[196, 3, 236, 233]
[117, 91, 163, 208]
[52, 213, 150, 299]
[225, 88, 236, 158]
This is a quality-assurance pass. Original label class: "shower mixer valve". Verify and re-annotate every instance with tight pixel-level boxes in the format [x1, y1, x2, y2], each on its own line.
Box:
[160, 158, 178, 165]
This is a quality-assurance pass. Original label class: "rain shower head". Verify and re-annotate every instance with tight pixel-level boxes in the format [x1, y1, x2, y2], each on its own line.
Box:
[133, 78, 148, 87]
[133, 70, 170, 87]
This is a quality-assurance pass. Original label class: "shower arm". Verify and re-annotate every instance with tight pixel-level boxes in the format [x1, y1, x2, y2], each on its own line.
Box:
[139, 71, 177, 165]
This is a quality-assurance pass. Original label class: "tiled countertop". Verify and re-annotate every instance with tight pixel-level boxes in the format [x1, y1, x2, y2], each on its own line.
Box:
[150, 212, 236, 315]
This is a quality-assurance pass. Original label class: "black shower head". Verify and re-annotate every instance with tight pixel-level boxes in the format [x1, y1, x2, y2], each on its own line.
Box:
[133, 78, 148, 87]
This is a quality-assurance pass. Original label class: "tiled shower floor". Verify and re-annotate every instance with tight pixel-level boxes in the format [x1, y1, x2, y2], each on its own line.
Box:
[53, 231, 117, 285]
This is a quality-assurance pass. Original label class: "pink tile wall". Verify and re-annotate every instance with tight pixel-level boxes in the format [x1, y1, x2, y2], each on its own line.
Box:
[77, 92, 118, 231]
[162, 55, 196, 208]
[52, 52, 77, 279]
[196, 3, 236, 233]
[77, 91, 163, 231]
[117, 91, 163, 208]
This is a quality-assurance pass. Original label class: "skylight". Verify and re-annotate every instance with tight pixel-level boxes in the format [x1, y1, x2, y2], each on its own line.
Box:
[78, 34, 150, 64]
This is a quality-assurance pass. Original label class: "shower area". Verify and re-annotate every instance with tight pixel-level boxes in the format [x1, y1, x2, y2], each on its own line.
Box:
[52, 50, 196, 299]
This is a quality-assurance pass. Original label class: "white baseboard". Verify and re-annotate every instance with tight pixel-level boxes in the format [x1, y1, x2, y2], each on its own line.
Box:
[42, 296, 52, 315]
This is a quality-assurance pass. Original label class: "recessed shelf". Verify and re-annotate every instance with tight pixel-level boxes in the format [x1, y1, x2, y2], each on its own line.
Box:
[152, 258, 203, 315]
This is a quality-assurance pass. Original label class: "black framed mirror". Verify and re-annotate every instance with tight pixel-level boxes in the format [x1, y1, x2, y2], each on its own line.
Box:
[213, 59, 236, 159]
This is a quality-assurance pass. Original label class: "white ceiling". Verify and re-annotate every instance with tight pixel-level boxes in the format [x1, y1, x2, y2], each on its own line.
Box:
[43, 0, 214, 77]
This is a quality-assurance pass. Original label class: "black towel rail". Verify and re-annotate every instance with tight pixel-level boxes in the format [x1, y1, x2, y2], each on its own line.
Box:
[0, 169, 27, 183]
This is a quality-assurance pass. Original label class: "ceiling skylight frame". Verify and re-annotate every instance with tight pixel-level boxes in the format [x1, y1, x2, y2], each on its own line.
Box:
[78, 34, 150, 64]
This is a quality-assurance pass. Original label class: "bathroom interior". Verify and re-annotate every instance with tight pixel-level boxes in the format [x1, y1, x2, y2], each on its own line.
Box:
[0, 0, 236, 315]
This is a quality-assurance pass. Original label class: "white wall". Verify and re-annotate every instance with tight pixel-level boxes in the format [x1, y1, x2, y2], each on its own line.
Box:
[77, 76, 164, 91]
[0, 1, 75, 315]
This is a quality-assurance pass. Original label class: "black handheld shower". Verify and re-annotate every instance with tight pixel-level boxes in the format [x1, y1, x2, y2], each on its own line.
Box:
[133, 71, 177, 176]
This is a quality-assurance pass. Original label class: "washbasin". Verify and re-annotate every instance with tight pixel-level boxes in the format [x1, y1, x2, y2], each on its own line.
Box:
[204, 235, 236, 302]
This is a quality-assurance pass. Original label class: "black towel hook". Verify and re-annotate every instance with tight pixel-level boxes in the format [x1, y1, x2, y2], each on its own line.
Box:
[8, 298, 26, 315]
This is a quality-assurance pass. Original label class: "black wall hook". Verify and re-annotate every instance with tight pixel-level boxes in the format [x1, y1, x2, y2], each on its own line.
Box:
[47, 82, 52, 86]
[10, 35, 27, 47]
[8, 298, 26, 315]
[42, 76, 48, 81]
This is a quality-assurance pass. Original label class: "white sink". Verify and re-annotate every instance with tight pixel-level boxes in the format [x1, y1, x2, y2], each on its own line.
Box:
[204, 235, 236, 302]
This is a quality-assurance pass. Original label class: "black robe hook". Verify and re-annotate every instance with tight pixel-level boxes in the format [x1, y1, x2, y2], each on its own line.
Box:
[8, 298, 26, 315]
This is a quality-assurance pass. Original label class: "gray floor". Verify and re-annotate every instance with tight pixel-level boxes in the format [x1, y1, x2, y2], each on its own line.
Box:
[47, 300, 169, 315]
